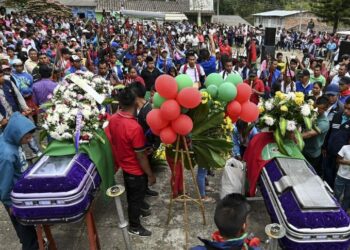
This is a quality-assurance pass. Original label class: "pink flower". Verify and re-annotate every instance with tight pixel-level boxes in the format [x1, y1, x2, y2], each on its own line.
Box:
[77, 94, 84, 100]
[47, 94, 53, 99]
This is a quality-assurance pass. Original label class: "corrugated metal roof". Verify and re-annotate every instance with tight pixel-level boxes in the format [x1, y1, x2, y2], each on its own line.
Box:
[211, 15, 251, 26]
[96, 0, 213, 14]
[252, 10, 307, 17]
[58, 0, 97, 7]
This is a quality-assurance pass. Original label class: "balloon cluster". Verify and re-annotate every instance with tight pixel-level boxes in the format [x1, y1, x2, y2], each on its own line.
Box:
[204, 73, 259, 123]
[146, 75, 202, 144]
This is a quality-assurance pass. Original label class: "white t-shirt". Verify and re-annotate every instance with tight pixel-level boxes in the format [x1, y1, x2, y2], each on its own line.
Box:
[337, 145, 350, 180]
[179, 64, 205, 83]
[219, 70, 239, 80]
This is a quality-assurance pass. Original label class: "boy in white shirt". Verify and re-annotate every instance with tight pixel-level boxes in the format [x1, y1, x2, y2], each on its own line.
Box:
[334, 142, 350, 211]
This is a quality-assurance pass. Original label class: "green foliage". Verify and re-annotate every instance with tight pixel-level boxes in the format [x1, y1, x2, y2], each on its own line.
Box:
[215, 0, 286, 18]
[311, 0, 350, 32]
[3, 0, 27, 10]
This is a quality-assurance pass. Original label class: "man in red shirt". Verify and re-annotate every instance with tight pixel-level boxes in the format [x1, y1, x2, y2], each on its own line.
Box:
[244, 69, 265, 104]
[108, 87, 156, 237]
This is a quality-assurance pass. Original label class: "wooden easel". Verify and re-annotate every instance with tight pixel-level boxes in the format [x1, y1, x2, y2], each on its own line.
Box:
[166, 135, 206, 249]
[36, 207, 100, 250]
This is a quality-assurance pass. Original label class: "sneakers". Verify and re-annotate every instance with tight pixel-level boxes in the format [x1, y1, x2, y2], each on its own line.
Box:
[128, 225, 152, 237]
[145, 188, 159, 197]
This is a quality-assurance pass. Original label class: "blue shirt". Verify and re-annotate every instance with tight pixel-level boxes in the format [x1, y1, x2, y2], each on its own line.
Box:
[296, 81, 313, 95]
[12, 71, 33, 97]
[200, 56, 216, 76]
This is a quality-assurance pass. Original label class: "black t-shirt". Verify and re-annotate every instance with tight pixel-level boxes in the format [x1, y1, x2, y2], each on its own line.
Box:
[137, 102, 152, 132]
[137, 102, 160, 149]
[141, 68, 162, 91]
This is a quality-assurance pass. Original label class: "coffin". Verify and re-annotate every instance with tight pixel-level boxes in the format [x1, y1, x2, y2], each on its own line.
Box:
[11, 153, 100, 224]
[260, 157, 350, 250]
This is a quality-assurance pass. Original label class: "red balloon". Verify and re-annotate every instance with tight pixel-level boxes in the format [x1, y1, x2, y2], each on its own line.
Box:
[227, 100, 242, 117]
[176, 87, 202, 109]
[155, 75, 178, 99]
[160, 126, 177, 144]
[146, 109, 169, 130]
[235, 83, 252, 103]
[171, 114, 193, 135]
[160, 100, 181, 121]
[240, 101, 259, 122]
[229, 115, 240, 123]
[151, 127, 161, 136]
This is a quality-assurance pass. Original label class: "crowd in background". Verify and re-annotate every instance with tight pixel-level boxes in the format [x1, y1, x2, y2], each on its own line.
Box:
[1, 6, 350, 249]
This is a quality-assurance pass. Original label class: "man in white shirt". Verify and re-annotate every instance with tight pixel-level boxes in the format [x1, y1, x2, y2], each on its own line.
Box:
[220, 59, 239, 80]
[334, 142, 350, 210]
[330, 63, 350, 86]
[179, 51, 206, 88]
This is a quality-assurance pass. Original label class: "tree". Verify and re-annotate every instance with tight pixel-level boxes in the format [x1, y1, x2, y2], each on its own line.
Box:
[3, 0, 28, 10]
[3, 0, 71, 17]
[311, 0, 350, 33]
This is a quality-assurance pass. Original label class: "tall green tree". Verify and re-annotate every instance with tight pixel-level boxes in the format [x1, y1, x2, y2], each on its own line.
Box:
[311, 0, 350, 33]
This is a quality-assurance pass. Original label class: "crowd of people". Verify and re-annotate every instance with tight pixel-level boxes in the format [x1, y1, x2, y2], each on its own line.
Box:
[0, 6, 350, 250]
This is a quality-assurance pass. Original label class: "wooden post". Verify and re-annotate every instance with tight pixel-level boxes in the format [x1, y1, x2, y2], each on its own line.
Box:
[166, 135, 206, 248]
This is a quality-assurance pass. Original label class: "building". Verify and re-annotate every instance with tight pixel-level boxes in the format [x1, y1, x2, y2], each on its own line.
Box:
[252, 10, 322, 30]
[96, 0, 214, 22]
[58, 0, 96, 19]
[211, 15, 250, 27]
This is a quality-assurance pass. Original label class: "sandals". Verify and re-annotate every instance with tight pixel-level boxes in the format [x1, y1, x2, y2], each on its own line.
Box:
[201, 196, 216, 203]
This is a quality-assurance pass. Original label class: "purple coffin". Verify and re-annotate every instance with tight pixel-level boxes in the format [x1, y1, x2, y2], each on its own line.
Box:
[11, 153, 100, 224]
[260, 157, 350, 250]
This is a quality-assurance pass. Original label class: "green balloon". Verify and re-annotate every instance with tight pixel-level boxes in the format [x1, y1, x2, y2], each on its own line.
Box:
[176, 74, 193, 91]
[181, 107, 189, 113]
[205, 73, 224, 87]
[226, 73, 243, 86]
[207, 84, 218, 98]
[153, 93, 166, 108]
[218, 82, 237, 102]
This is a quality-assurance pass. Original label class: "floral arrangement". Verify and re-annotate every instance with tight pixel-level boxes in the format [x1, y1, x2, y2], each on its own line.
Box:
[257, 91, 318, 154]
[42, 72, 112, 142]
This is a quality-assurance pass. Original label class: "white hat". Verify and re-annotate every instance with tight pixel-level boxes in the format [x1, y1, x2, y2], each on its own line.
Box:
[71, 55, 81, 61]
[12, 59, 23, 66]
[70, 38, 77, 42]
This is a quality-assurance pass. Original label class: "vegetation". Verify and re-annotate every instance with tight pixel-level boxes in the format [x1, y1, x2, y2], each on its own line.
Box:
[311, 0, 350, 33]
[3, 0, 71, 17]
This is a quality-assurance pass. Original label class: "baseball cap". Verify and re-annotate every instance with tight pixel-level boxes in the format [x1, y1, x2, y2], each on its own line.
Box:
[71, 55, 81, 61]
[249, 69, 257, 77]
[1, 65, 11, 70]
[12, 59, 23, 66]
[161, 49, 168, 53]
[339, 76, 350, 85]
[70, 38, 77, 42]
[325, 84, 340, 96]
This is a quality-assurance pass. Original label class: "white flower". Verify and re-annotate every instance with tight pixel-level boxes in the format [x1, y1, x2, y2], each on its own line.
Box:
[265, 100, 274, 111]
[286, 92, 296, 101]
[301, 104, 311, 116]
[102, 121, 109, 129]
[263, 115, 275, 126]
[82, 109, 92, 119]
[286, 120, 297, 132]
[62, 133, 72, 139]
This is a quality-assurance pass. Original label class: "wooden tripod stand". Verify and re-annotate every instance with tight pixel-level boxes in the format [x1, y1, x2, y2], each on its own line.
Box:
[166, 135, 206, 249]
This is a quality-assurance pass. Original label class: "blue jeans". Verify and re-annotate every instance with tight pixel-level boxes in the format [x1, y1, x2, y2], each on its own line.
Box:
[197, 167, 207, 198]
[334, 175, 350, 210]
